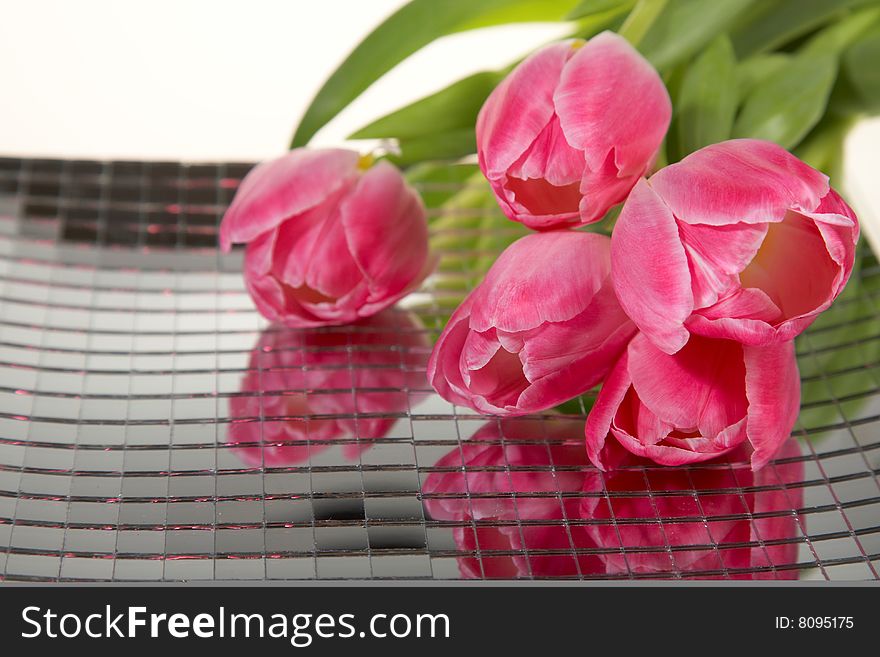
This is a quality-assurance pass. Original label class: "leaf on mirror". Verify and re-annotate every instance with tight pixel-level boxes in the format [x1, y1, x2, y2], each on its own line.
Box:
[675, 34, 737, 158]
[290, 0, 580, 148]
[733, 53, 838, 150]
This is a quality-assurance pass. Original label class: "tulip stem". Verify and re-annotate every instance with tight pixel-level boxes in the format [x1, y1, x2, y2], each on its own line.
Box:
[618, 0, 668, 48]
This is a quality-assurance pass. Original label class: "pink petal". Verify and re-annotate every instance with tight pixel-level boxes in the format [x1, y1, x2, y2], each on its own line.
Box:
[340, 161, 432, 306]
[687, 287, 781, 345]
[426, 298, 478, 409]
[554, 31, 671, 176]
[518, 279, 634, 382]
[470, 231, 610, 333]
[627, 333, 748, 437]
[677, 220, 768, 308]
[219, 149, 359, 251]
[515, 286, 636, 412]
[610, 419, 745, 467]
[649, 139, 829, 227]
[476, 42, 573, 181]
[744, 341, 800, 470]
[611, 179, 693, 354]
[738, 211, 841, 321]
[577, 150, 642, 224]
[584, 350, 632, 470]
[506, 114, 585, 187]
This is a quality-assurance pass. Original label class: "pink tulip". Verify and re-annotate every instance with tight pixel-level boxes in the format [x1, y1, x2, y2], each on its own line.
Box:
[612, 139, 859, 354]
[476, 32, 671, 230]
[581, 439, 804, 579]
[227, 309, 429, 466]
[427, 231, 636, 416]
[219, 149, 435, 327]
[422, 418, 601, 578]
[585, 332, 800, 470]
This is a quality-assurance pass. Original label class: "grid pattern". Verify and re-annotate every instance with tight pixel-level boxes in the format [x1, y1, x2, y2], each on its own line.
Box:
[0, 155, 878, 581]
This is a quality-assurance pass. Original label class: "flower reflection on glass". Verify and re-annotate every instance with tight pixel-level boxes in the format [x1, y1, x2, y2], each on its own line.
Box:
[423, 417, 600, 577]
[582, 438, 804, 579]
[423, 418, 804, 579]
[227, 309, 429, 466]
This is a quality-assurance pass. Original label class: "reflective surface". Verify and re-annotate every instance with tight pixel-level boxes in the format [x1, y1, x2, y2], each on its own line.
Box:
[0, 156, 878, 580]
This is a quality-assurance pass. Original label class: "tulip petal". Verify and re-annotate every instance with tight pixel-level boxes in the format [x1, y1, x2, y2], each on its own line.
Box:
[649, 139, 829, 227]
[341, 161, 432, 306]
[611, 419, 746, 466]
[470, 231, 610, 333]
[426, 298, 478, 409]
[219, 149, 359, 251]
[677, 220, 767, 308]
[744, 341, 800, 470]
[627, 333, 748, 438]
[585, 350, 632, 470]
[739, 211, 841, 320]
[578, 151, 642, 224]
[687, 287, 781, 344]
[612, 179, 693, 354]
[519, 280, 633, 381]
[554, 31, 671, 176]
[516, 287, 636, 413]
[476, 42, 573, 181]
[507, 114, 585, 188]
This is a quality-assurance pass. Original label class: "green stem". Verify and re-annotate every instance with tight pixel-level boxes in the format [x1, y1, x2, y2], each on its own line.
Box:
[618, 0, 669, 47]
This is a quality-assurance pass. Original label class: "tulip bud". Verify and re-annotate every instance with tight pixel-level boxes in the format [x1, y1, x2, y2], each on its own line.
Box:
[428, 231, 636, 416]
[476, 31, 671, 230]
[220, 149, 435, 327]
[612, 139, 860, 354]
[585, 332, 800, 471]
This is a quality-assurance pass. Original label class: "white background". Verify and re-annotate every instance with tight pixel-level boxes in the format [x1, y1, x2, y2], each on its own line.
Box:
[0, 0, 878, 245]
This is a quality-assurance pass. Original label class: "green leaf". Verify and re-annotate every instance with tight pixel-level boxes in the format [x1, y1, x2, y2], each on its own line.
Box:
[350, 70, 505, 141]
[736, 53, 791, 97]
[675, 35, 737, 156]
[844, 28, 880, 109]
[793, 116, 855, 183]
[731, 0, 877, 58]
[618, 0, 669, 47]
[405, 162, 481, 210]
[636, 0, 754, 70]
[290, 0, 580, 148]
[384, 128, 477, 169]
[800, 5, 880, 57]
[567, 0, 634, 20]
[733, 54, 838, 149]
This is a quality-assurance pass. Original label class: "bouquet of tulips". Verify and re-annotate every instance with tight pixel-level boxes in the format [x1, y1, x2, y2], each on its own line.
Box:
[220, 0, 877, 471]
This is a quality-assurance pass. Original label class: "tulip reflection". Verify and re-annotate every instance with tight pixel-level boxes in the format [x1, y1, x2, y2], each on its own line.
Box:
[583, 438, 804, 579]
[423, 417, 600, 578]
[423, 418, 804, 579]
[228, 309, 429, 465]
